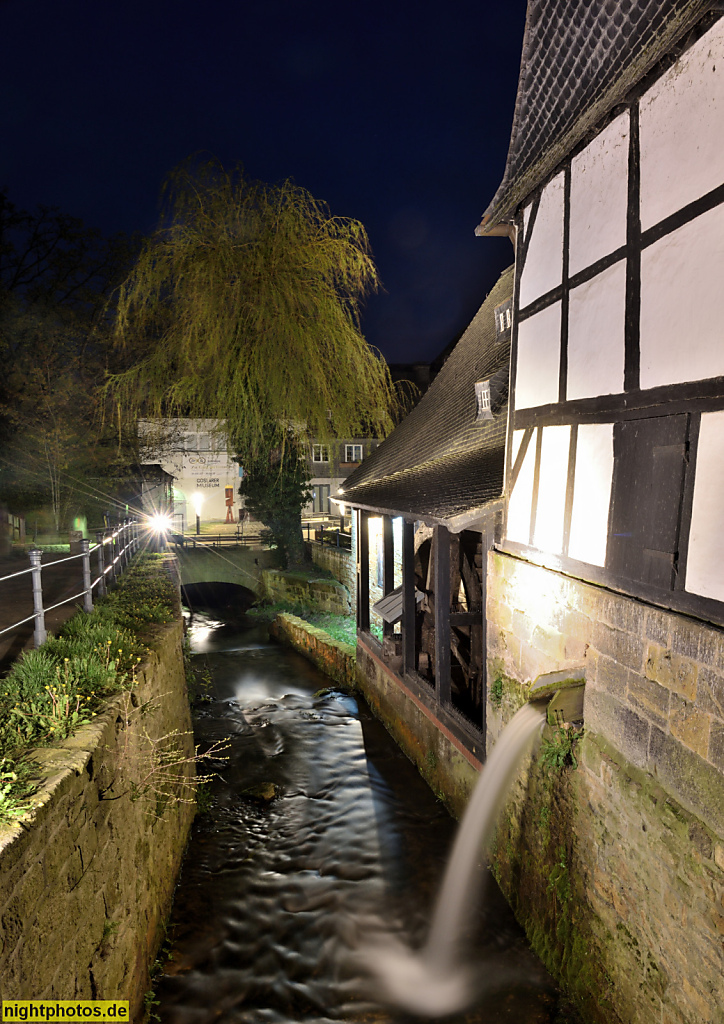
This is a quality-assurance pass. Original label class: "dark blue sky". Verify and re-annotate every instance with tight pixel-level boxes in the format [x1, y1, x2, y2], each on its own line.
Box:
[0, 0, 526, 362]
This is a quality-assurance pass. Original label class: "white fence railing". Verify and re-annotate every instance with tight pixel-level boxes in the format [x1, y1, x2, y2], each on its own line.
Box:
[0, 520, 140, 650]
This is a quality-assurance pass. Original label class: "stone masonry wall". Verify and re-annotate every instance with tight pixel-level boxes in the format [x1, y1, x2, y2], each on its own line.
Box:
[486, 549, 724, 1024]
[310, 545, 356, 614]
[0, 618, 194, 1018]
[270, 613, 356, 689]
[261, 568, 351, 615]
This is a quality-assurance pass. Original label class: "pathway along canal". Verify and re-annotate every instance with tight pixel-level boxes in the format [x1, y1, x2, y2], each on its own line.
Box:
[156, 609, 576, 1023]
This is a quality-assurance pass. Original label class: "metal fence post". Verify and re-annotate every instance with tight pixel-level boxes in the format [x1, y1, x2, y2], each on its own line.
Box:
[81, 539, 93, 613]
[111, 528, 119, 584]
[96, 531, 107, 597]
[29, 549, 47, 647]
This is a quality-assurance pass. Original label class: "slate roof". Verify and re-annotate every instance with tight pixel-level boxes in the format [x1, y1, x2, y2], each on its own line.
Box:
[480, 0, 716, 231]
[339, 266, 514, 527]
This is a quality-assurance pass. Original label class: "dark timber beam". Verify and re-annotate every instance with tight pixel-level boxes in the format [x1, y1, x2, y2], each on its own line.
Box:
[383, 515, 395, 636]
[434, 525, 451, 705]
[402, 519, 415, 674]
[358, 510, 370, 633]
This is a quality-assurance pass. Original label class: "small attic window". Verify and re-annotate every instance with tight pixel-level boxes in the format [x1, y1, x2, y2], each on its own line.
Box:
[475, 380, 494, 421]
[495, 302, 512, 335]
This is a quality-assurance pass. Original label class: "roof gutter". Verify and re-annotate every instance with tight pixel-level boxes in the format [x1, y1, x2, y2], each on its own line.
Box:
[332, 495, 504, 535]
[475, 215, 516, 242]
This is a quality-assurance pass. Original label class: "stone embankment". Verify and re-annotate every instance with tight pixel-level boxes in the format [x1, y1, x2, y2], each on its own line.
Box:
[262, 569, 351, 615]
[0, 616, 193, 1016]
[270, 613, 355, 689]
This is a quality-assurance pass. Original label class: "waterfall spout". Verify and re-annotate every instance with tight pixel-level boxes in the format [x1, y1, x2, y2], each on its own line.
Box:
[355, 702, 547, 1016]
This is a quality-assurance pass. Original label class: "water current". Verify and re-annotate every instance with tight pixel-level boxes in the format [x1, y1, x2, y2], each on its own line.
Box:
[155, 611, 572, 1024]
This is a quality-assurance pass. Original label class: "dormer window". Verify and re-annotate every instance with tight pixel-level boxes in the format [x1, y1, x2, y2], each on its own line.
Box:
[495, 302, 512, 334]
[475, 380, 494, 421]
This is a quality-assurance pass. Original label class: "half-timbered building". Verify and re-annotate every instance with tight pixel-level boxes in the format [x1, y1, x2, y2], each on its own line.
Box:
[474, 4, 724, 1022]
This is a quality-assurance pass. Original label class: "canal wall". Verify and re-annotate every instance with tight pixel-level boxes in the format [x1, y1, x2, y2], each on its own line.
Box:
[486, 550, 724, 1024]
[355, 636, 480, 819]
[270, 613, 356, 688]
[310, 544, 356, 614]
[262, 569, 351, 615]
[0, 617, 194, 1017]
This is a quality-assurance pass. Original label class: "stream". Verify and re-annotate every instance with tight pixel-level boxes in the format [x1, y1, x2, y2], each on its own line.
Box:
[155, 610, 573, 1023]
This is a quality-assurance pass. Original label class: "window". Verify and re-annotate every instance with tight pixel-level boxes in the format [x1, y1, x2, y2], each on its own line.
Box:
[475, 380, 494, 421]
[495, 303, 513, 334]
[607, 415, 689, 589]
[313, 484, 330, 514]
[312, 444, 329, 463]
[345, 444, 363, 462]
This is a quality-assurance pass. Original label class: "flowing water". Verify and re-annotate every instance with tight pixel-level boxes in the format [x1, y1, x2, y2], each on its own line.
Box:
[155, 612, 572, 1024]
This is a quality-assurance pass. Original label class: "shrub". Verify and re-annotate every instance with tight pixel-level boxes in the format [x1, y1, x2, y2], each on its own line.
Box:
[0, 554, 177, 823]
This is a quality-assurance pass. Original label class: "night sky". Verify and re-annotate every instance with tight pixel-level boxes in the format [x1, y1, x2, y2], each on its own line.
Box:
[0, 0, 527, 363]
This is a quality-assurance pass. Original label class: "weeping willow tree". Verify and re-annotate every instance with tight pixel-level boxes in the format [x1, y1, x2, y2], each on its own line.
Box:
[110, 158, 395, 454]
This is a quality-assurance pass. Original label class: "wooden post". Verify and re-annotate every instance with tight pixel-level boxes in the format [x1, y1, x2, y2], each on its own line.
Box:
[402, 519, 416, 675]
[434, 525, 451, 704]
[357, 510, 370, 633]
[383, 515, 395, 637]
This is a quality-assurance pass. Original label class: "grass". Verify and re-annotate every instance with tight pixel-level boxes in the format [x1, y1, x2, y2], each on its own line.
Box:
[249, 600, 357, 647]
[0, 554, 177, 825]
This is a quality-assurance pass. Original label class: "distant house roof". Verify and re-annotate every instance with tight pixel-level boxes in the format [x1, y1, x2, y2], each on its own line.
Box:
[479, 0, 716, 232]
[339, 266, 514, 530]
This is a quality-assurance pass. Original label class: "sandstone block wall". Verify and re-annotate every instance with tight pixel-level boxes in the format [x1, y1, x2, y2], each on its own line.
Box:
[270, 613, 356, 689]
[486, 549, 724, 1024]
[310, 545, 356, 614]
[0, 619, 194, 1019]
[261, 569, 351, 615]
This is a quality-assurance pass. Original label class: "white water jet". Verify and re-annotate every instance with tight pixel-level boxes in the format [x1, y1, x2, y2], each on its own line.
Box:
[355, 701, 547, 1017]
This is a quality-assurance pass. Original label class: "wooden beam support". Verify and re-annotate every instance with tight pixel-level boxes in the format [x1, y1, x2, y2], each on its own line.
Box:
[402, 519, 416, 674]
[358, 510, 370, 633]
[383, 515, 395, 636]
[434, 525, 451, 705]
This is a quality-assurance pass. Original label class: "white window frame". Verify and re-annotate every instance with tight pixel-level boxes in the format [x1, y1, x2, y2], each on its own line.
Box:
[312, 444, 329, 463]
[475, 380, 494, 421]
[345, 444, 363, 463]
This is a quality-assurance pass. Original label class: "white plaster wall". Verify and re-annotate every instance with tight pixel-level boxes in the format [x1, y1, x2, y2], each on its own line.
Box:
[639, 18, 724, 231]
[567, 260, 626, 400]
[523, 202, 532, 238]
[515, 302, 561, 409]
[519, 173, 564, 308]
[568, 424, 614, 567]
[569, 112, 629, 275]
[685, 410, 724, 602]
[533, 425, 571, 554]
[507, 429, 536, 546]
[640, 204, 724, 389]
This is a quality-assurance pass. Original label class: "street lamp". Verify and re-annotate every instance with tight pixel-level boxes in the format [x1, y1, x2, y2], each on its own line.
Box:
[192, 492, 204, 535]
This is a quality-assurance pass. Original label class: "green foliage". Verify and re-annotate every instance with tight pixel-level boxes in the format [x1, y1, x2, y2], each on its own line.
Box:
[547, 844, 572, 906]
[490, 674, 504, 709]
[0, 757, 37, 824]
[239, 429, 312, 567]
[539, 726, 580, 774]
[108, 157, 396, 461]
[0, 192, 143, 529]
[0, 555, 177, 823]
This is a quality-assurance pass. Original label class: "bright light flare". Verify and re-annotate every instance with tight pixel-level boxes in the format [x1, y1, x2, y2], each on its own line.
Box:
[149, 513, 172, 533]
